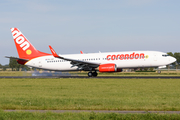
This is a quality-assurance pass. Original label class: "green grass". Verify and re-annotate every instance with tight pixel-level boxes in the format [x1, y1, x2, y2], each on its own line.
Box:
[1, 111, 180, 120]
[0, 78, 180, 110]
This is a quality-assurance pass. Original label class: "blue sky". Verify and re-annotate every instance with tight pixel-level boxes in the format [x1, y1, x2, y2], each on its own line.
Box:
[0, 0, 180, 65]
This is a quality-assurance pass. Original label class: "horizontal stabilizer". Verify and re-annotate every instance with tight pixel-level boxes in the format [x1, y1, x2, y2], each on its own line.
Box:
[5, 56, 29, 61]
[5, 56, 29, 65]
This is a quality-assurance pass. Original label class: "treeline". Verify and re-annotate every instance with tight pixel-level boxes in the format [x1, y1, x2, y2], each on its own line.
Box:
[0, 58, 30, 71]
[9, 58, 30, 71]
[0, 64, 9, 71]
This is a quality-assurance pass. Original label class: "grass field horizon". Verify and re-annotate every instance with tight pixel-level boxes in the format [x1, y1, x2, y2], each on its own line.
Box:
[0, 78, 180, 111]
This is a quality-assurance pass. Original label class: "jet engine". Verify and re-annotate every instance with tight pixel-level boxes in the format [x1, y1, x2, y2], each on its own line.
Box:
[99, 63, 122, 72]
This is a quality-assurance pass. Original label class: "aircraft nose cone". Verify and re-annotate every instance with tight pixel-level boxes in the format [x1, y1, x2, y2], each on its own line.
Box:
[171, 57, 176, 63]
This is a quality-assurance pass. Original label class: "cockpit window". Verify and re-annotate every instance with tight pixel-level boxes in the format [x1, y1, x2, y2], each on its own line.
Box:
[162, 54, 169, 57]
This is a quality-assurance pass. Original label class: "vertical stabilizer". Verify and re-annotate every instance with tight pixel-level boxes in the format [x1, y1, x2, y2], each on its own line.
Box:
[11, 28, 50, 59]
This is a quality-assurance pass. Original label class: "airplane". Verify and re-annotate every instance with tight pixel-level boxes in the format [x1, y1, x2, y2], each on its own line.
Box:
[5, 28, 176, 77]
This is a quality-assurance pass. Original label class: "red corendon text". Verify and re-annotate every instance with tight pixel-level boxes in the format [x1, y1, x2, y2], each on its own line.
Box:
[107, 52, 145, 60]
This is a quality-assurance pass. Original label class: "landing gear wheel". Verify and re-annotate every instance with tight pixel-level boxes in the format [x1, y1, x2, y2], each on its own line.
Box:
[88, 72, 93, 77]
[157, 70, 161, 74]
[92, 72, 98, 77]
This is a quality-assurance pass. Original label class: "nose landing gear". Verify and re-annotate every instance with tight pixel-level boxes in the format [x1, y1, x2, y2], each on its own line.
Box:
[88, 71, 98, 77]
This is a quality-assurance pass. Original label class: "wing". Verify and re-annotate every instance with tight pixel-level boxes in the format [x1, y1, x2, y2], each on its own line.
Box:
[49, 46, 100, 71]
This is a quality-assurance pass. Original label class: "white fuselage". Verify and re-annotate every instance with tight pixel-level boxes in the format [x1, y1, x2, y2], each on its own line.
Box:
[25, 51, 176, 71]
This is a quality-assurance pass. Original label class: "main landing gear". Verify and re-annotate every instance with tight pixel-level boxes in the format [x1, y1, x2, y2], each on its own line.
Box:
[157, 70, 161, 74]
[88, 71, 98, 77]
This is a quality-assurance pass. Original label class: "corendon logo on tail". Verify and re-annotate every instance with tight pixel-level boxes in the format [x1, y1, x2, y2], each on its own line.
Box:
[11, 28, 31, 55]
[107, 52, 145, 61]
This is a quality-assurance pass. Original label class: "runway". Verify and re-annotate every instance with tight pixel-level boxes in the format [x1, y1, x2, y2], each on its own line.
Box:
[4, 110, 180, 114]
[0, 76, 180, 79]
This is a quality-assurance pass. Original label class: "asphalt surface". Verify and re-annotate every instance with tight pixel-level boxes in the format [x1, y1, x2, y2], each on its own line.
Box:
[0, 76, 180, 79]
[4, 110, 180, 114]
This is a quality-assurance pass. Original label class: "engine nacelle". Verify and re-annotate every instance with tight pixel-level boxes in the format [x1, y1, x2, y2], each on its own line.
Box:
[99, 63, 122, 72]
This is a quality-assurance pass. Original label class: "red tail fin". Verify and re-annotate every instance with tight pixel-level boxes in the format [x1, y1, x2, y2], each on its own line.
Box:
[11, 28, 50, 59]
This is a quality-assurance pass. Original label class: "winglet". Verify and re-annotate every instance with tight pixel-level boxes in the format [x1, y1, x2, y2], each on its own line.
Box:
[49, 45, 60, 58]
